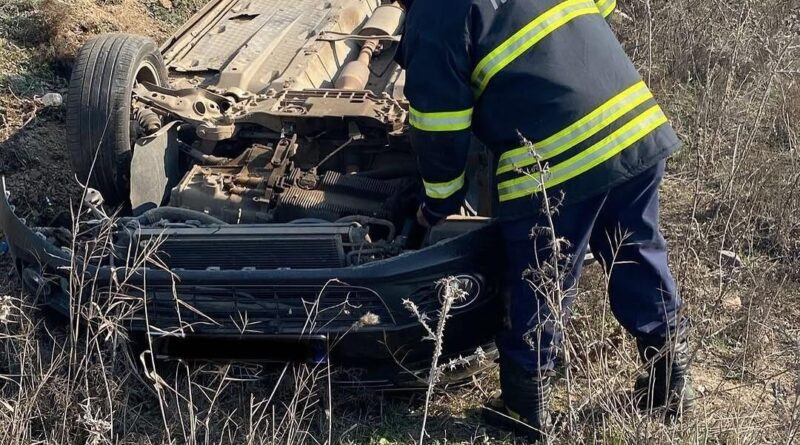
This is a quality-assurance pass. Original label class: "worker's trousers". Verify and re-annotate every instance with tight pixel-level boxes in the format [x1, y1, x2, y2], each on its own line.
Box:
[495, 160, 683, 373]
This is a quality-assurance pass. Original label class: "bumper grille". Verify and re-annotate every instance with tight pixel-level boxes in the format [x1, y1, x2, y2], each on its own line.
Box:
[132, 225, 353, 270]
[157, 236, 344, 270]
[131, 284, 393, 334]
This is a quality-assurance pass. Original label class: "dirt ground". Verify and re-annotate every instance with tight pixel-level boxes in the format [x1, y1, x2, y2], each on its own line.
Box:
[1, 0, 799, 443]
[0, 0, 204, 291]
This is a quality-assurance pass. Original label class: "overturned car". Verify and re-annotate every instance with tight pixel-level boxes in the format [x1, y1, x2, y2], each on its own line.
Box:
[0, 0, 504, 386]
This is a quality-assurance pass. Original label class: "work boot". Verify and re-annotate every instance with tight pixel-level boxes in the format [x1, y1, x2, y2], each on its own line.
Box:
[482, 360, 552, 442]
[634, 335, 695, 418]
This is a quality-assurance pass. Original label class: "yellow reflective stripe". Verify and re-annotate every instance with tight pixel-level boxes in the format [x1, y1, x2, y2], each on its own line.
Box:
[498, 105, 668, 202]
[496, 81, 653, 174]
[471, 0, 599, 95]
[424, 172, 466, 199]
[409, 107, 473, 132]
[595, 0, 616, 17]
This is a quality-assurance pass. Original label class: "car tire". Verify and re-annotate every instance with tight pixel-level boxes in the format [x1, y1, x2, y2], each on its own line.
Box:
[66, 33, 169, 206]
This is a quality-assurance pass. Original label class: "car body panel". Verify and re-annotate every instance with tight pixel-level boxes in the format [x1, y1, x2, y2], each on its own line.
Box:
[160, 0, 403, 96]
[1, 177, 503, 386]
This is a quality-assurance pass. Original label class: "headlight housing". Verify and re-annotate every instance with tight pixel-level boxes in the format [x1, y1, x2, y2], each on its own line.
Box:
[437, 274, 482, 309]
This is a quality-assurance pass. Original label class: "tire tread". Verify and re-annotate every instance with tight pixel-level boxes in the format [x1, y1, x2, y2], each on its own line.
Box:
[66, 33, 167, 205]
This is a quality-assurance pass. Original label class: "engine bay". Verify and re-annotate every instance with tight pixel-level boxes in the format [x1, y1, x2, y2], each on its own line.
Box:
[59, 0, 491, 269]
[135, 124, 430, 265]
[168, 135, 419, 225]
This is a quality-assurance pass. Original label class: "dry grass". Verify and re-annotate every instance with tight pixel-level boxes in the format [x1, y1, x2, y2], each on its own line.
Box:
[1, 0, 799, 443]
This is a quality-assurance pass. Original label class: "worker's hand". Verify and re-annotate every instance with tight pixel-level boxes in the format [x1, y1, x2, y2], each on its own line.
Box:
[416, 205, 432, 228]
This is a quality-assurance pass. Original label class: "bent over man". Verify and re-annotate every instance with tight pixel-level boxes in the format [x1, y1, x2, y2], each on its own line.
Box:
[395, 0, 693, 440]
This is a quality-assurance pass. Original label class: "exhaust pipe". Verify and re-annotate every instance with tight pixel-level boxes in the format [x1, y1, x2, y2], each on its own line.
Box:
[335, 3, 405, 90]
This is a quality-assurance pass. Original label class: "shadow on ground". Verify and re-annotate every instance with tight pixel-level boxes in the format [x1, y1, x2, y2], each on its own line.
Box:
[0, 109, 79, 229]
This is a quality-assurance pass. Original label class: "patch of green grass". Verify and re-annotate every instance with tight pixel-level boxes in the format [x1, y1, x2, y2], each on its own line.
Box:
[0, 39, 59, 97]
[0, 0, 52, 47]
[144, 0, 207, 29]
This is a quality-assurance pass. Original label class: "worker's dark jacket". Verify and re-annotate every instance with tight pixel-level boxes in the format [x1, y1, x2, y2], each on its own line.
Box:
[396, 0, 681, 221]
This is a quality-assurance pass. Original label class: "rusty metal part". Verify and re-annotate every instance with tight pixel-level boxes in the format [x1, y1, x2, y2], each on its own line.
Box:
[133, 77, 405, 139]
[185, 147, 230, 165]
[143, 0, 409, 140]
[169, 142, 288, 223]
[235, 89, 407, 134]
[359, 3, 404, 37]
[169, 130, 414, 224]
[275, 186, 388, 222]
[319, 3, 404, 42]
[170, 165, 269, 223]
[273, 2, 374, 91]
[335, 3, 404, 90]
[336, 39, 378, 90]
[133, 81, 243, 141]
[196, 122, 236, 141]
[316, 32, 401, 43]
[133, 81, 233, 124]
[136, 108, 162, 134]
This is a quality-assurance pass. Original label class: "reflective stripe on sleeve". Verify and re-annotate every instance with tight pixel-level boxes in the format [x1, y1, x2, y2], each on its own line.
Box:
[471, 0, 599, 95]
[496, 81, 653, 174]
[595, 0, 617, 17]
[424, 172, 466, 199]
[497, 105, 668, 202]
[409, 107, 473, 132]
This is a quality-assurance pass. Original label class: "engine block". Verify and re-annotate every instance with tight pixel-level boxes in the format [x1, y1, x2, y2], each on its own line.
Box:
[169, 139, 418, 224]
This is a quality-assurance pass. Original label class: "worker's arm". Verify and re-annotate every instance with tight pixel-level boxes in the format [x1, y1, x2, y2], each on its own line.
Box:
[398, 4, 474, 225]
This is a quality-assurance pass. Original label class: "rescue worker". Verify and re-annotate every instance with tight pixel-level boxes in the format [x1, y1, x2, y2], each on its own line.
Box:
[395, 0, 694, 440]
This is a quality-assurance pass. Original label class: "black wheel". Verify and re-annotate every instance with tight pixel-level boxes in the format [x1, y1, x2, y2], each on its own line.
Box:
[66, 33, 168, 206]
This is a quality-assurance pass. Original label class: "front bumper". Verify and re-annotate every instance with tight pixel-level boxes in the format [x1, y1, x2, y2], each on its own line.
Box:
[1, 178, 503, 386]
